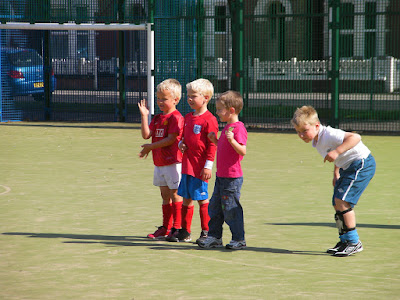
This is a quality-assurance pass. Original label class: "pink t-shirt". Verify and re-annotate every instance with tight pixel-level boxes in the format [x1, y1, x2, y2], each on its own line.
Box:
[149, 110, 184, 167]
[216, 121, 247, 178]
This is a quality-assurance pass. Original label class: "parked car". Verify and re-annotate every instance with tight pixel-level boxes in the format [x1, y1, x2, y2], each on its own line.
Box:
[1, 47, 56, 101]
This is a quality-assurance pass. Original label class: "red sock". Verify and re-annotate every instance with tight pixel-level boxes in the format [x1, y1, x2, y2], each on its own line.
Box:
[199, 203, 210, 231]
[181, 205, 194, 233]
[172, 201, 183, 229]
[162, 203, 173, 230]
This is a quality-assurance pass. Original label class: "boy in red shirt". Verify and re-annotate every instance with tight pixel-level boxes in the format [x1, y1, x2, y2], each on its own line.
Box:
[138, 78, 184, 240]
[167, 79, 218, 243]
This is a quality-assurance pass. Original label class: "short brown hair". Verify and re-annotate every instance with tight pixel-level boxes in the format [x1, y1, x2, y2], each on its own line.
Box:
[216, 90, 243, 114]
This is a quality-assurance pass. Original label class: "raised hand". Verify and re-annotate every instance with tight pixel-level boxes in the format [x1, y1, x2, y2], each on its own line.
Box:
[138, 99, 149, 117]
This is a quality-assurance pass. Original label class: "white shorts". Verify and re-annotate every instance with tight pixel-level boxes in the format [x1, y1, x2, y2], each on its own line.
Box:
[153, 163, 182, 189]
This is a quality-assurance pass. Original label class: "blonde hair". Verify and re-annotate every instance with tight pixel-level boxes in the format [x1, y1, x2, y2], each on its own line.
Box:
[157, 78, 182, 101]
[186, 78, 214, 100]
[291, 105, 320, 127]
[217, 90, 243, 114]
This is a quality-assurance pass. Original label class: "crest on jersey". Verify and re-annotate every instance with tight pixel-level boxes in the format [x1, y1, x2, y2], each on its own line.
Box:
[155, 128, 164, 138]
[193, 124, 202, 134]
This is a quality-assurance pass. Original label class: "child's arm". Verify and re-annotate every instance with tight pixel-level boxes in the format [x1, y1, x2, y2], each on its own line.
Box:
[332, 165, 340, 187]
[226, 131, 246, 156]
[207, 132, 218, 145]
[139, 133, 179, 158]
[201, 117, 218, 181]
[178, 138, 187, 152]
[202, 135, 215, 180]
[138, 99, 151, 139]
[324, 132, 361, 163]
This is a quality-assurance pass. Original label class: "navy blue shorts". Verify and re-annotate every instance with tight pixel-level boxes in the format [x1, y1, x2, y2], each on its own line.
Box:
[178, 174, 209, 200]
[332, 154, 376, 207]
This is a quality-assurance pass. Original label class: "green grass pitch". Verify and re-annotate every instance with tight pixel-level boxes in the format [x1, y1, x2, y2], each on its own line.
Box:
[1, 122, 399, 299]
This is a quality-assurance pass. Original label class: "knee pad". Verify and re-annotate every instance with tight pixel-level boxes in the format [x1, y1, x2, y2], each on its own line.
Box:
[334, 208, 355, 235]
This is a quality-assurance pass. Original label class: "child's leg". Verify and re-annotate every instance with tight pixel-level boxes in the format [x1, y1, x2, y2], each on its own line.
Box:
[207, 180, 224, 238]
[171, 189, 182, 229]
[222, 177, 245, 241]
[198, 199, 210, 232]
[332, 155, 376, 245]
[334, 198, 358, 244]
[160, 186, 173, 230]
[182, 198, 194, 233]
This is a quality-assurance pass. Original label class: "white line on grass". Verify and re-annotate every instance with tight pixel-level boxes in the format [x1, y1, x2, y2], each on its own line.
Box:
[0, 185, 11, 196]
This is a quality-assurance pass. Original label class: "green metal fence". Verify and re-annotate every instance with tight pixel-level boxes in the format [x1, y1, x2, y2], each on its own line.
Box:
[1, 0, 399, 133]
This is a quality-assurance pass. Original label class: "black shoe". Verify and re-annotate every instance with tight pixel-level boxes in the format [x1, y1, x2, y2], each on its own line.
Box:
[195, 230, 208, 245]
[166, 228, 179, 242]
[326, 241, 346, 254]
[334, 241, 363, 257]
[176, 228, 192, 242]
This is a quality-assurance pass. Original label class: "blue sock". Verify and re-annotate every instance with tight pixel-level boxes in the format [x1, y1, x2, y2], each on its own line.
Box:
[342, 229, 359, 244]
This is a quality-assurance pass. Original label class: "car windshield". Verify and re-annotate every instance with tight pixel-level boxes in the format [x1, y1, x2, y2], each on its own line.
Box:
[7, 50, 43, 67]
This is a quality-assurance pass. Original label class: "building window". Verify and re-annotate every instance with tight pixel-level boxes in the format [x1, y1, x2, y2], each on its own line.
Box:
[51, 6, 67, 22]
[215, 6, 226, 32]
[51, 32, 68, 59]
[268, 2, 285, 60]
[339, 2, 354, 57]
[270, 2, 285, 40]
[364, 1, 377, 58]
[77, 32, 88, 59]
[365, 2, 377, 29]
[129, 4, 145, 23]
[76, 6, 88, 23]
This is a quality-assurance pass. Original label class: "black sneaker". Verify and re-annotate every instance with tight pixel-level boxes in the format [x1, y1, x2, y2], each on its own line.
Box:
[326, 241, 347, 254]
[166, 227, 179, 242]
[195, 230, 208, 245]
[176, 228, 192, 242]
[334, 241, 363, 257]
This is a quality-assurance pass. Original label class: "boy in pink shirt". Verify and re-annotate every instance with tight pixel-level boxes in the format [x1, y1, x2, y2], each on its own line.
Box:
[199, 91, 248, 250]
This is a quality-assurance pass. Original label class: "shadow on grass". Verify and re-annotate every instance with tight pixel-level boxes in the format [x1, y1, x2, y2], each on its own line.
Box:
[0, 122, 140, 130]
[266, 222, 400, 229]
[2, 232, 325, 256]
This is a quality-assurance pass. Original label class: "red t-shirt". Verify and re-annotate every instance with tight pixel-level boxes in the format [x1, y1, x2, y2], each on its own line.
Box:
[149, 110, 184, 166]
[181, 110, 218, 181]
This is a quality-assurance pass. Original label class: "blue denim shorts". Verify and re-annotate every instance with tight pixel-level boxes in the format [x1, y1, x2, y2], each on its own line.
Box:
[332, 154, 376, 207]
[178, 174, 209, 200]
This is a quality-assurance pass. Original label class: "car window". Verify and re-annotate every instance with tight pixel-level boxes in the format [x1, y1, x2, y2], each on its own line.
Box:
[7, 50, 43, 67]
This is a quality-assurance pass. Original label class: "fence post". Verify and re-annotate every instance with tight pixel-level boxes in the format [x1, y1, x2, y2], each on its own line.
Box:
[329, 0, 340, 128]
[386, 56, 394, 93]
[230, 0, 244, 96]
[196, 0, 204, 79]
[44, 30, 52, 121]
[0, 33, 2, 122]
[118, 0, 126, 122]
[147, 0, 155, 122]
